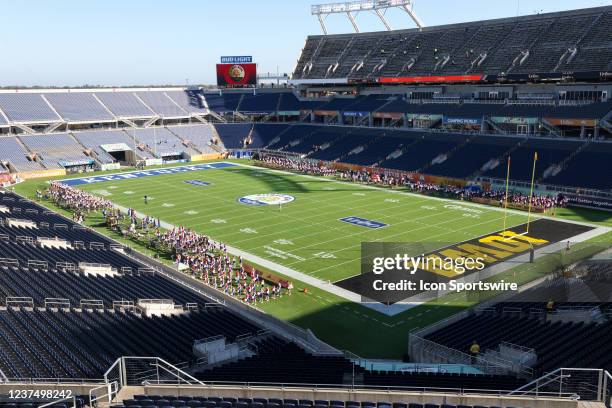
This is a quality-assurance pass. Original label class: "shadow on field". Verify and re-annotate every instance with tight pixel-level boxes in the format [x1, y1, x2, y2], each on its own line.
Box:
[282, 297, 468, 359]
[558, 207, 612, 225]
[234, 168, 359, 193]
[231, 169, 309, 193]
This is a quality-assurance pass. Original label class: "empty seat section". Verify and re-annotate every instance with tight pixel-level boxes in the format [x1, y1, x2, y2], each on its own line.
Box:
[19, 134, 91, 169]
[214, 124, 252, 149]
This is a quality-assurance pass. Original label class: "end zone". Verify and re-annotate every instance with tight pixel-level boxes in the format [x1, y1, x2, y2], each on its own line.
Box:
[58, 162, 237, 186]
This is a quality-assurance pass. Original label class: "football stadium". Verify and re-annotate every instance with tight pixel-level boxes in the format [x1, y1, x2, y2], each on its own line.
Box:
[0, 1, 611, 407]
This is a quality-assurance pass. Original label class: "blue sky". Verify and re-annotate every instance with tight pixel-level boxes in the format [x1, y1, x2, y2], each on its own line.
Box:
[0, 0, 609, 87]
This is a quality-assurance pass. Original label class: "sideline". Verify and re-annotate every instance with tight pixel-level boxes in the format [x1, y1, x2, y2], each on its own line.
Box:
[71, 161, 611, 317]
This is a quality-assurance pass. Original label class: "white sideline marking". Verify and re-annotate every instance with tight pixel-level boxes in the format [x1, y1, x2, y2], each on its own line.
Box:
[88, 161, 611, 317]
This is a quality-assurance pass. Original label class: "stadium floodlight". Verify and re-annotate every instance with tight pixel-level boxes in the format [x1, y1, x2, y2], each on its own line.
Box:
[311, 0, 424, 34]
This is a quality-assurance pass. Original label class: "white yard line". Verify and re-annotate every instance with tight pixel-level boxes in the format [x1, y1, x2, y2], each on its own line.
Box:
[305, 212, 524, 278]
[102, 165, 525, 282]
[80, 161, 610, 317]
[234, 162, 604, 228]
[110, 201, 363, 304]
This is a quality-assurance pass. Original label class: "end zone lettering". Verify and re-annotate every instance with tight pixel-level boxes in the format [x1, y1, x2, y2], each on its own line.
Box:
[59, 162, 236, 186]
[336, 219, 595, 305]
[423, 230, 549, 278]
[340, 216, 388, 229]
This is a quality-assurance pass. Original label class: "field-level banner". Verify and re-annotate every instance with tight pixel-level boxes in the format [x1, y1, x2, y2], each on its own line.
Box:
[378, 74, 483, 84]
[544, 118, 598, 127]
[373, 112, 403, 120]
[491, 116, 539, 125]
[18, 169, 66, 180]
[565, 194, 612, 211]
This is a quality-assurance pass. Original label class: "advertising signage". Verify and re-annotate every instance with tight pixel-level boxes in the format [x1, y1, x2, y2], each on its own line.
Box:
[343, 111, 369, 117]
[220, 56, 252, 64]
[443, 117, 482, 125]
[378, 74, 483, 84]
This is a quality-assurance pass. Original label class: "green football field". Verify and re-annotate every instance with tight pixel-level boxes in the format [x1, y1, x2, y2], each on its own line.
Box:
[15, 161, 611, 358]
[74, 162, 530, 284]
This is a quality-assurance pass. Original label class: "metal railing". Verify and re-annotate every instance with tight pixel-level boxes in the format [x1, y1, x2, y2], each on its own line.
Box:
[89, 241, 106, 250]
[194, 334, 225, 346]
[138, 378, 576, 399]
[44, 298, 71, 309]
[89, 380, 119, 406]
[78, 262, 111, 270]
[5, 296, 34, 308]
[605, 371, 612, 408]
[3, 356, 611, 403]
[0, 257, 19, 267]
[56, 261, 75, 271]
[408, 333, 533, 378]
[4, 377, 105, 385]
[27, 259, 49, 270]
[79, 299, 105, 309]
[104, 356, 206, 389]
[39, 396, 78, 408]
[508, 368, 612, 402]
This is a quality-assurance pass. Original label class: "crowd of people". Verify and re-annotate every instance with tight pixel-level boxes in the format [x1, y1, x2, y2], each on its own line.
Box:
[404, 180, 567, 210]
[475, 188, 568, 210]
[47, 182, 112, 212]
[46, 182, 114, 223]
[150, 226, 289, 303]
[257, 154, 567, 211]
[44, 181, 290, 305]
[259, 155, 336, 176]
[65, 163, 95, 174]
[43, 153, 565, 306]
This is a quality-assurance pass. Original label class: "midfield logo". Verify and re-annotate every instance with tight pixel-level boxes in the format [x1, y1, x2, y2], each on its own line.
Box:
[238, 194, 295, 206]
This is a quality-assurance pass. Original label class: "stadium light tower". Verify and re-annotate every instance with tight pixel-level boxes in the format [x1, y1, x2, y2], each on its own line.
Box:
[311, 0, 424, 35]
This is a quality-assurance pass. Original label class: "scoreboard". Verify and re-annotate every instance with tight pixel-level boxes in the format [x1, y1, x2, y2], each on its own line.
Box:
[217, 56, 257, 87]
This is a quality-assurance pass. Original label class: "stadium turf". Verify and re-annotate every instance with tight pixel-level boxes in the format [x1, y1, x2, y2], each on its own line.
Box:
[71, 162, 531, 283]
[14, 161, 611, 358]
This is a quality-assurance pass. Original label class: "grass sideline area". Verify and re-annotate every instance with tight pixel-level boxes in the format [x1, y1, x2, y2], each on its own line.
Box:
[12, 160, 611, 358]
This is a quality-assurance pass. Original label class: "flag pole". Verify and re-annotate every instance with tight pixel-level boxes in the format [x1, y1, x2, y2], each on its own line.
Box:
[526, 151, 538, 233]
[503, 156, 511, 234]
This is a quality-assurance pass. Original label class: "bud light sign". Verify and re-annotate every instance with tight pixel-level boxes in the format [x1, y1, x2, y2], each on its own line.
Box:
[221, 56, 252, 64]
